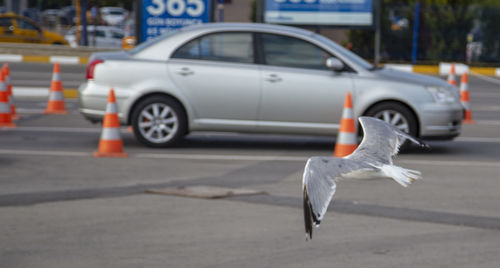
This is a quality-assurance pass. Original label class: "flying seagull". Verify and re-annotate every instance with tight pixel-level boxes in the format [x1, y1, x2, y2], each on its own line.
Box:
[303, 116, 430, 240]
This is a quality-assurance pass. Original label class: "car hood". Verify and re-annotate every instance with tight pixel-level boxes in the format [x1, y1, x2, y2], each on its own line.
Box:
[373, 67, 450, 87]
[42, 30, 68, 44]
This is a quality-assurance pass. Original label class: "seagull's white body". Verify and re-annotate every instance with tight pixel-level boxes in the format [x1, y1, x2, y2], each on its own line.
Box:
[302, 116, 429, 240]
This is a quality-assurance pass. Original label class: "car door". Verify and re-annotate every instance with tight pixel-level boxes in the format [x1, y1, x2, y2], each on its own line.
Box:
[14, 18, 41, 43]
[167, 32, 261, 131]
[0, 17, 18, 43]
[257, 33, 354, 135]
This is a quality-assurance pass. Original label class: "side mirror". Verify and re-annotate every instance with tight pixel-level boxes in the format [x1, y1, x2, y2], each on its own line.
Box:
[325, 57, 344, 72]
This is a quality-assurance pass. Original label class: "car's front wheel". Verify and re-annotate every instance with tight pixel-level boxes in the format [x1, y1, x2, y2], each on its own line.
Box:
[131, 95, 187, 147]
[364, 102, 418, 148]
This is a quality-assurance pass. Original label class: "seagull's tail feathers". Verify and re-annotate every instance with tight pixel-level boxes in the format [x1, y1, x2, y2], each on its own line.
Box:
[380, 164, 422, 187]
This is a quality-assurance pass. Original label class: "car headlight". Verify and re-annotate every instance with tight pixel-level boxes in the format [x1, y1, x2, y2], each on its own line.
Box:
[426, 86, 457, 103]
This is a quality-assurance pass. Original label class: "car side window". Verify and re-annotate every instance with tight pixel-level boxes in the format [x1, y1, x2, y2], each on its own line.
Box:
[261, 34, 332, 70]
[171, 38, 200, 59]
[0, 18, 13, 28]
[111, 31, 124, 39]
[95, 30, 106, 37]
[172, 32, 254, 64]
[16, 19, 38, 31]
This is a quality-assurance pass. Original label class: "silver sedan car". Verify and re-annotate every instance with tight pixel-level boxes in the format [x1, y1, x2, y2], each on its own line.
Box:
[79, 23, 463, 147]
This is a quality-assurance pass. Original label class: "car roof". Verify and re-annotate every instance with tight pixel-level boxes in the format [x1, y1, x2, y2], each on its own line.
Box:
[130, 23, 317, 57]
[0, 12, 19, 18]
[0, 13, 39, 23]
[178, 22, 316, 37]
[100, 7, 126, 11]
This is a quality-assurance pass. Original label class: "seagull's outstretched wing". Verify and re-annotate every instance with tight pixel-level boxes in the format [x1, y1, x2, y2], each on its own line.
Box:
[347, 116, 429, 165]
[303, 157, 373, 240]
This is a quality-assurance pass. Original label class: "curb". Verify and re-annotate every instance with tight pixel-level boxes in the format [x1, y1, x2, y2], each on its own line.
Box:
[0, 54, 88, 65]
[13, 87, 78, 99]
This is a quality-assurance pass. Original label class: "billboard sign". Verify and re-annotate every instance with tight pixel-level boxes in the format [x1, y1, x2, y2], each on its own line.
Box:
[140, 0, 212, 42]
[264, 0, 374, 27]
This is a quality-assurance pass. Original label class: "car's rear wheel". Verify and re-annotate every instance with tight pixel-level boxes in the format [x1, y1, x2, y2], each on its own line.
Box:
[364, 102, 418, 148]
[131, 96, 187, 147]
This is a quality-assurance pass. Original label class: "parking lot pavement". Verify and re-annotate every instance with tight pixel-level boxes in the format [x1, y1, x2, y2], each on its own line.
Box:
[2, 193, 500, 268]
[1, 75, 500, 266]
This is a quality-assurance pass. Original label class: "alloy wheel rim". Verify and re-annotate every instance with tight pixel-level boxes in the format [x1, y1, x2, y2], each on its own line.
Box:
[373, 110, 410, 133]
[138, 103, 179, 143]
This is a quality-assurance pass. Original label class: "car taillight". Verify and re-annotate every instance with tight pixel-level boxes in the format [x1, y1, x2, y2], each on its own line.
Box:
[86, 59, 103, 80]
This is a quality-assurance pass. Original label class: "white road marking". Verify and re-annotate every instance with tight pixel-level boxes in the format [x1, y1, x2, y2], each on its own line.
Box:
[0, 54, 23, 62]
[135, 153, 307, 162]
[1, 126, 130, 133]
[472, 105, 500, 112]
[455, 137, 500, 143]
[14, 108, 45, 114]
[397, 159, 500, 168]
[50, 56, 80, 64]
[5, 126, 101, 133]
[4, 126, 500, 142]
[475, 120, 500, 126]
[12, 87, 80, 98]
[471, 92, 500, 97]
[0, 149, 498, 169]
[12, 87, 49, 97]
[0, 149, 90, 157]
[470, 71, 500, 84]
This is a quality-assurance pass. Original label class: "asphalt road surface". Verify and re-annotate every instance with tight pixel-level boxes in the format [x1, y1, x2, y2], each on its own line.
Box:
[8, 62, 85, 89]
[1, 62, 500, 267]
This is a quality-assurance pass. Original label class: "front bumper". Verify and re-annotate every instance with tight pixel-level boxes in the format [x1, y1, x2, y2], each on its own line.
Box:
[420, 103, 463, 140]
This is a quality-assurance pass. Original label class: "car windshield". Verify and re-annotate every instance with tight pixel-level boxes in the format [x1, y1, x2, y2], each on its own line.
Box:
[108, 10, 124, 15]
[313, 34, 374, 70]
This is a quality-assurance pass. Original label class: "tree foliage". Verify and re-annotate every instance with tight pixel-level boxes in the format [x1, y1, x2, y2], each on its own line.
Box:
[348, 0, 500, 63]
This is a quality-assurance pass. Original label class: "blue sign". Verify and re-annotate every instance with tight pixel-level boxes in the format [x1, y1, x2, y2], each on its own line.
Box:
[141, 0, 212, 42]
[264, 0, 373, 26]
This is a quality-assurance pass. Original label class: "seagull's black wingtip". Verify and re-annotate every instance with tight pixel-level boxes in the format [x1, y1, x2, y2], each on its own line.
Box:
[303, 187, 313, 240]
[415, 137, 431, 151]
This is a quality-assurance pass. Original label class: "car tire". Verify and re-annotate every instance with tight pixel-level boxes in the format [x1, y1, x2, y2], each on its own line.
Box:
[131, 95, 187, 148]
[364, 102, 418, 149]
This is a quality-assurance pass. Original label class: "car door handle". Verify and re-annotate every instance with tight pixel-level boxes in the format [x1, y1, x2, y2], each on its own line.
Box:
[176, 67, 194, 76]
[265, 74, 282, 83]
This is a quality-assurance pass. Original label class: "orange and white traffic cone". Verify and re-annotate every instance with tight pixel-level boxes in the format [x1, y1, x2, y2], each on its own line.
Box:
[43, 62, 67, 114]
[460, 72, 475, 124]
[0, 70, 16, 128]
[94, 89, 128, 158]
[3, 63, 19, 120]
[447, 63, 457, 86]
[334, 92, 357, 157]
